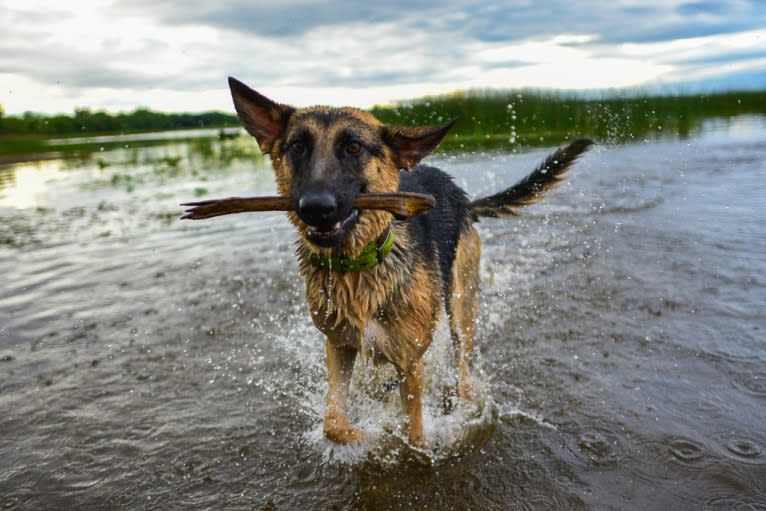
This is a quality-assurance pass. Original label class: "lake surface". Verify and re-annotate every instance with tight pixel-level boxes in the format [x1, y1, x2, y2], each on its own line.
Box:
[1, 117, 765, 510]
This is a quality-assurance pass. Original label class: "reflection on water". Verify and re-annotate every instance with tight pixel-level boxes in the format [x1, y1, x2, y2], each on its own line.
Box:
[698, 114, 766, 141]
[44, 127, 243, 146]
[1, 116, 765, 509]
[0, 161, 69, 209]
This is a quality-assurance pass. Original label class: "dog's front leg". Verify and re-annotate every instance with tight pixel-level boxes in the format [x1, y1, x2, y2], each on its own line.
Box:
[323, 339, 366, 444]
[399, 357, 426, 447]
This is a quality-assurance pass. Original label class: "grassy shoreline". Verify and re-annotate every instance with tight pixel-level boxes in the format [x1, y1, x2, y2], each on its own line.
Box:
[372, 89, 766, 149]
[0, 128, 241, 164]
[2, 89, 765, 162]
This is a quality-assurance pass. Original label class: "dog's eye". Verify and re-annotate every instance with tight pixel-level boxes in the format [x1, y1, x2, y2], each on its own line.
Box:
[345, 141, 361, 155]
[291, 141, 306, 155]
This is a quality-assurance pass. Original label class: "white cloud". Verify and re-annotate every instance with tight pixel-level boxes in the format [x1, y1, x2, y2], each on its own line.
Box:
[618, 28, 766, 62]
[476, 36, 596, 64]
[0, 1, 764, 115]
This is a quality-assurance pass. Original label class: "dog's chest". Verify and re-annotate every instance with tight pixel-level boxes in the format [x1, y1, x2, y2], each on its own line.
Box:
[361, 318, 397, 365]
[302, 247, 407, 320]
[308, 268, 392, 328]
[303, 257, 438, 369]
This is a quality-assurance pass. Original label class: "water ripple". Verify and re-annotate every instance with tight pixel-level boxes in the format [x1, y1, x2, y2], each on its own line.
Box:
[668, 437, 707, 464]
[562, 425, 626, 469]
[731, 370, 766, 399]
[698, 492, 766, 510]
[577, 430, 623, 467]
[715, 434, 766, 465]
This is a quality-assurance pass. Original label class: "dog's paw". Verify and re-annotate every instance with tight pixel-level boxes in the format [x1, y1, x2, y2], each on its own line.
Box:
[408, 433, 427, 449]
[323, 414, 368, 444]
[323, 426, 368, 444]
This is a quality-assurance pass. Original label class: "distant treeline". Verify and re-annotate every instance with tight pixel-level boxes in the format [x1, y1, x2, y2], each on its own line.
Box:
[0, 107, 239, 136]
[1, 89, 765, 146]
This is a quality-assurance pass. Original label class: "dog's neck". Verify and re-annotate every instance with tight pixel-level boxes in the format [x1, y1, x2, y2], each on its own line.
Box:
[307, 224, 393, 273]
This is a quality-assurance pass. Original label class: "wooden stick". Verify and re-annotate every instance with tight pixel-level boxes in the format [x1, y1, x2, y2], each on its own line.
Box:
[181, 192, 436, 220]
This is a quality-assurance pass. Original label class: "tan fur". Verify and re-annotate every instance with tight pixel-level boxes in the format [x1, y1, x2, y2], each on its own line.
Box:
[290, 163, 448, 446]
[227, 78, 593, 446]
[297, 207, 451, 445]
[273, 110, 400, 258]
[450, 227, 481, 402]
[228, 78, 487, 446]
[300, 226, 440, 367]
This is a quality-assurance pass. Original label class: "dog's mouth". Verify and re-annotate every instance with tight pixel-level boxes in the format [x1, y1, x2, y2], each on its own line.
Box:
[305, 209, 359, 247]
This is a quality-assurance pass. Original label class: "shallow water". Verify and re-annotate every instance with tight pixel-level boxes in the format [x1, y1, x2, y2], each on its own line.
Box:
[1, 118, 765, 510]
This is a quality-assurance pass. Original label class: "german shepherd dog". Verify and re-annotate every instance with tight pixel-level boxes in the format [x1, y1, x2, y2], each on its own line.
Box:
[228, 77, 592, 447]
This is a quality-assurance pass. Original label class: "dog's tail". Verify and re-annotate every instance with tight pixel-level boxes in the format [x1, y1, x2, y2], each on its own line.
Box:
[468, 138, 594, 221]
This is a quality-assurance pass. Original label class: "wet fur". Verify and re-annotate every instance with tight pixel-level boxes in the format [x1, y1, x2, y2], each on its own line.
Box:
[228, 76, 593, 446]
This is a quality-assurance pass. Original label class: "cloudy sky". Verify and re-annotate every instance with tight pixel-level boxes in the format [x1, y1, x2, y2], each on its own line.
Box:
[1, 0, 765, 115]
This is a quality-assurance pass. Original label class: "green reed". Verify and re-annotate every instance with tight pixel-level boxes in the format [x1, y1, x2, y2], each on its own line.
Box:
[2, 90, 764, 161]
[370, 89, 766, 150]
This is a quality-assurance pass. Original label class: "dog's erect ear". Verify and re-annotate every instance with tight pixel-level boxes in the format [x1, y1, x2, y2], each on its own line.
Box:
[228, 76, 294, 154]
[383, 118, 457, 170]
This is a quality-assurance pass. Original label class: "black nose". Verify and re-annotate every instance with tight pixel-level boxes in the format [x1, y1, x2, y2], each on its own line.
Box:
[298, 192, 338, 225]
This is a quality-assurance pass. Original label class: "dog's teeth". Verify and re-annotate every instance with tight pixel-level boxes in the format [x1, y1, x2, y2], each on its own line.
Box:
[333, 222, 341, 230]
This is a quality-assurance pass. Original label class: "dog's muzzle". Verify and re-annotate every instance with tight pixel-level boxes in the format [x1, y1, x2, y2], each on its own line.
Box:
[298, 192, 338, 227]
[298, 191, 359, 247]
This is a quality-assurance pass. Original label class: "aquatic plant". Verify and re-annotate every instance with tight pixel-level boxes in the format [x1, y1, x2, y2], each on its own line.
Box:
[371, 89, 766, 149]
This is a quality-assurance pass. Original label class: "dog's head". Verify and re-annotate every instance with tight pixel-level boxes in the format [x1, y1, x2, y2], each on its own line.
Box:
[228, 77, 454, 255]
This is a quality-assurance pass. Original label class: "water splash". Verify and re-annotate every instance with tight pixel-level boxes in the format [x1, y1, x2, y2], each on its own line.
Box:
[259, 306, 498, 465]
